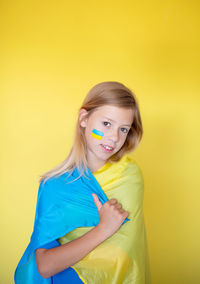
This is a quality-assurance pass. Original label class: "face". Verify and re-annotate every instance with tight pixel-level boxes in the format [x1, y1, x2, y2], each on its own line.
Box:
[79, 105, 134, 172]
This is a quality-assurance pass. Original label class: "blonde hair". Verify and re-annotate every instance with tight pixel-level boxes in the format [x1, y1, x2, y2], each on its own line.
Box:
[38, 81, 143, 185]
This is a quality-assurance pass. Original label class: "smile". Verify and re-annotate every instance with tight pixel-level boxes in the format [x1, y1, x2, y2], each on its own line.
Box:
[101, 144, 114, 152]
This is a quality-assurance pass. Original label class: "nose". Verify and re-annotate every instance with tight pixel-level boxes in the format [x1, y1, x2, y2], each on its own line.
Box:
[108, 129, 120, 143]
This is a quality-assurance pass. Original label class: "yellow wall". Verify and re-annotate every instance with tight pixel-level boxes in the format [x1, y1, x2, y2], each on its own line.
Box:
[1, 1, 199, 283]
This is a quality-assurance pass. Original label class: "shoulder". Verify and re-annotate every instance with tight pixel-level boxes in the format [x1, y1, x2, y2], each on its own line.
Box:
[36, 175, 66, 210]
[37, 171, 79, 204]
[38, 171, 73, 194]
[121, 155, 144, 184]
[38, 176, 55, 196]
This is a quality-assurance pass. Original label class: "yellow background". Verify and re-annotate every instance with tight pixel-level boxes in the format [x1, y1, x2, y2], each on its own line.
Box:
[1, 1, 199, 283]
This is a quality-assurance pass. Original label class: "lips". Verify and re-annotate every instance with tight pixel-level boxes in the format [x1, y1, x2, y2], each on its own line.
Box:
[101, 144, 114, 150]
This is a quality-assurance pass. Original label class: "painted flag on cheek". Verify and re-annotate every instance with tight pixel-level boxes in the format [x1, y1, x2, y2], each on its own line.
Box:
[91, 128, 104, 140]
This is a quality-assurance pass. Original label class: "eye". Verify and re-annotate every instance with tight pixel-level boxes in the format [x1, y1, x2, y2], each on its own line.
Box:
[103, 122, 128, 133]
[121, 128, 128, 133]
[103, 121, 111, 127]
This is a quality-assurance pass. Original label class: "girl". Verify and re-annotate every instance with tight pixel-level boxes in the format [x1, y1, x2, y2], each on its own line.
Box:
[14, 81, 152, 283]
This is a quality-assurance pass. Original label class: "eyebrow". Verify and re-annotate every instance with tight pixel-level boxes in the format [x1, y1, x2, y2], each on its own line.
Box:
[102, 116, 132, 127]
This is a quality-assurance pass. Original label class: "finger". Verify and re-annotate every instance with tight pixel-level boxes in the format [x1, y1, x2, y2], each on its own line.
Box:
[123, 211, 129, 217]
[115, 203, 122, 209]
[119, 208, 125, 214]
[109, 198, 117, 204]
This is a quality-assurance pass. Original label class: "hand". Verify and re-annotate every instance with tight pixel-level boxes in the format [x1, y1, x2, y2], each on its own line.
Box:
[92, 193, 129, 238]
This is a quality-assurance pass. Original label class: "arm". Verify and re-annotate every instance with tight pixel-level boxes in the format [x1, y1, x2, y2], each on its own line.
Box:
[36, 225, 106, 279]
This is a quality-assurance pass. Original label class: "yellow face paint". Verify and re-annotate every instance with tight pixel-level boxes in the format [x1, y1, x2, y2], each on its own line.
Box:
[91, 129, 104, 140]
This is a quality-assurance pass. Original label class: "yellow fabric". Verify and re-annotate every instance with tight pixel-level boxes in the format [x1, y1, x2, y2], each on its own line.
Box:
[58, 154, 152, 284]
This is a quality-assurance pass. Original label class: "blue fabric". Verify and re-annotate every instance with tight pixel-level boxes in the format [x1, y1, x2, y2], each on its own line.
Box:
[14, 167, 130, 283]
[52, 267, 84, 284]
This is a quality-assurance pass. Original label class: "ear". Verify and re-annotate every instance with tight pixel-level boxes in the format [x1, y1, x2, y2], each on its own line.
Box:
[79, 108, 88, 127]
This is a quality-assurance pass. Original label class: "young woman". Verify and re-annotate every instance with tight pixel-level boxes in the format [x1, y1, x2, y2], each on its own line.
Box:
[14, 81, 152, 283]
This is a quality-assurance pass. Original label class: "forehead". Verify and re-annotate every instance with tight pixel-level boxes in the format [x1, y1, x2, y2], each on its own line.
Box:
[93, 105, 133, 125]
[95, 105, 132, 114]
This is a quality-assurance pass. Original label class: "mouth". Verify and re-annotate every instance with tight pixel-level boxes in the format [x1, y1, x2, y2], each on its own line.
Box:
[100, 144, 114, 153]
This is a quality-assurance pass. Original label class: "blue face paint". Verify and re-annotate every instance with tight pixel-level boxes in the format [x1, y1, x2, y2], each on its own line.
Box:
[91, 129, 104, 140]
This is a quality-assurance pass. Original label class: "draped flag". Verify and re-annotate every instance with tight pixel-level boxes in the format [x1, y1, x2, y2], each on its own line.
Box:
[14, 154, 151, 284]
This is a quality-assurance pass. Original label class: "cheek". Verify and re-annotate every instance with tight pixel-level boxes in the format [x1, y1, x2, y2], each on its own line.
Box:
[121, 135, 128, 145]
[90, 128, 104, 141]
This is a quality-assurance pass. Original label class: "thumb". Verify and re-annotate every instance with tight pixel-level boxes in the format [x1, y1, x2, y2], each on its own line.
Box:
[92, 193, 102, 211]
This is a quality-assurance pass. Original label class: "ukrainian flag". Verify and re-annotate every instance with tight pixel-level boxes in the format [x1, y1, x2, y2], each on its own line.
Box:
[14, 155, 152, 284]
[91, 129, 104, 140]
